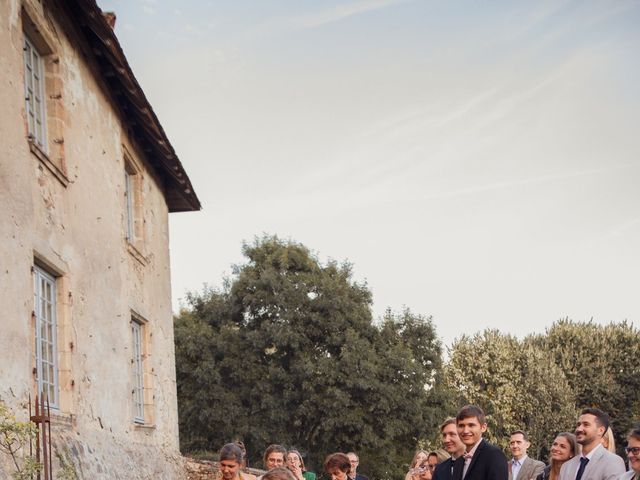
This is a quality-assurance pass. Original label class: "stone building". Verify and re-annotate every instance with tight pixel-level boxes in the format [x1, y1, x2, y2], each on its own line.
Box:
[0, 0, 200, 477]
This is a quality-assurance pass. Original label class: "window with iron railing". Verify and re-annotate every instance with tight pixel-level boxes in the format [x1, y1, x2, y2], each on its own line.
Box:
[33, 265, 58, 409]
[131, 319, 145, 424]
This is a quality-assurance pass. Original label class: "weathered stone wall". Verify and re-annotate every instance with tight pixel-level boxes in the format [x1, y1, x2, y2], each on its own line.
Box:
[184, 458, 219, 480]
[0, 0, 184, 477]
[183, 459, 265, 480]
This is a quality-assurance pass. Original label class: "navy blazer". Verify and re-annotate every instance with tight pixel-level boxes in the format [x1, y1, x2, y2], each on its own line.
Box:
[452, 439, 508, 480]
[433, 457, 455, 480]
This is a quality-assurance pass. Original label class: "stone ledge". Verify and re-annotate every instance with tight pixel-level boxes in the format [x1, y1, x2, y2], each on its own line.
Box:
[30, 139, 69, 187]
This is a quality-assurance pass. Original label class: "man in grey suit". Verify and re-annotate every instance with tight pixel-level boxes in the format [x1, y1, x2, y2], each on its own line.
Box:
[559, 408, 625, 480]
[508, 430, 544, 480]
[618, 426, 640, 480]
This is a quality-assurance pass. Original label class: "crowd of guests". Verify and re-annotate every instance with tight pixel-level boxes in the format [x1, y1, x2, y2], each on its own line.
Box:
[406, 405, 638, 480]
[215, 405, 639, 480]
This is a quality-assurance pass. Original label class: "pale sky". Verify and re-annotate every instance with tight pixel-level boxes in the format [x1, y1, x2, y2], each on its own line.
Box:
[98, 0, 640, 347]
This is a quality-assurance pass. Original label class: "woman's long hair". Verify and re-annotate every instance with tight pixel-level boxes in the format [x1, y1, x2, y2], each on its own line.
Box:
[410, 450, 429, 469]
[549, 433, 577, 480]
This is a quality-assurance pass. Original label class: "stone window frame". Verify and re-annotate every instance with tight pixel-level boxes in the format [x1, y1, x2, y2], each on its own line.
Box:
[23, 35, 47, 151]
[130, 311, 154, 428]
[123, 146, 148, 265]
[32, 264, 59, 409]
[131, 318, 145, 424]
[22, 4, 69, 187]
[32, 251, 74, 421]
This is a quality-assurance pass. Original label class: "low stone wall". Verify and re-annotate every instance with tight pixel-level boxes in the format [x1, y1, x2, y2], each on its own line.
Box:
[51, 427, 186, 479]
[184, 458, 265, 480]
[185, 458, 218, 480]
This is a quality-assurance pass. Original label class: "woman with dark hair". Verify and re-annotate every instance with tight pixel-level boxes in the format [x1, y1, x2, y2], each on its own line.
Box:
[287, 450, 316, 480]
[219, 443, 245, 480]
[218, 443, 257, 480]
[536, 433, 577, 480]
[324, 453, 352, 480]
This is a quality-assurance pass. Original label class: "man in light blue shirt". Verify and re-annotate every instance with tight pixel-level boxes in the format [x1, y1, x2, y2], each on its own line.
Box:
[508, 430, 544, 480]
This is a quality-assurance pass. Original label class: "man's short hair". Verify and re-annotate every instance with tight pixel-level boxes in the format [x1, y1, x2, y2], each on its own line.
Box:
[627, 426, 640, 442]
[263, 444, 287, 467]
[510, 430, 529, 442]
[580, 408, 610, 432]
[262, 467, 296, 480]
[440, 418, 456, 431]
[456, 405, 486, 425]
[346, 452, 358, 461]
[325, 453, 352, 473]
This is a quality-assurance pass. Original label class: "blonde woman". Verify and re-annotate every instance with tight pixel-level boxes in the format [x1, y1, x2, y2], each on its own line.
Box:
[405, 450, 429, 480]
[601, 427, 616, 453]
[409, 456, 434, 480]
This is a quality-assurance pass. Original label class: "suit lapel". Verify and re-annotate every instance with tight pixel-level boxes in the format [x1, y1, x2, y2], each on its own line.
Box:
[516, 458, 529, 480]
[444, 458, 455, 480]
[452, 456, 464, 480]
[466, 439, 486, 476]
[585, 446, 604, 475]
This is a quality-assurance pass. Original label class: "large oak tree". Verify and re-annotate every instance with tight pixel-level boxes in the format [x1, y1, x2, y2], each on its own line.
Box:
[175, 235, 442, 479]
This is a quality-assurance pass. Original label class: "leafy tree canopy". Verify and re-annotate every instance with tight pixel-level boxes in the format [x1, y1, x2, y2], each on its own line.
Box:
[175, 235, 443, 479]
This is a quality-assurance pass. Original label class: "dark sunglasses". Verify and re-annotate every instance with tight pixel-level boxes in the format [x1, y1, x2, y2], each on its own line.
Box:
[625, 447, 640, 455]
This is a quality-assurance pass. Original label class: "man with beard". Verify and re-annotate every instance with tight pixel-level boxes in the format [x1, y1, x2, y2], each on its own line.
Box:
[434, 418, 465, 480]
[558, 408, 625, 480]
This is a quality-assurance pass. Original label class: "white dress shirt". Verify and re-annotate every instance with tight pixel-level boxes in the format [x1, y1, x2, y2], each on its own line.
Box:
[575, 443, 601, 480]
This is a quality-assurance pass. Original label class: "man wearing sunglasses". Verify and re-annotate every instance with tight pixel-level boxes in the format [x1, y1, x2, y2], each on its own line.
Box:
[619, 427, 640, 480]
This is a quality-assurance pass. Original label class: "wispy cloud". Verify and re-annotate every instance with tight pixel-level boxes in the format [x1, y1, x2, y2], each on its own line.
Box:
[417, 165, 632, 202]
[289, 0, 410, 29]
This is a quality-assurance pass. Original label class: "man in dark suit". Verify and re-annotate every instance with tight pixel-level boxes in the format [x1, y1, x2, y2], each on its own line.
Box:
[346, 452, 369, 480]
[452, 405, 508, 480]
[434, 418, 466, 480]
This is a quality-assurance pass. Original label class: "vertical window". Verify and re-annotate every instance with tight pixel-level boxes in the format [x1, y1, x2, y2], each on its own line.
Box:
[23, 35, 47, 150]
[33, 266, 58, 408]
[131, 319, 145, 424]
[123, 151, 145, 257]
[125, 168, 135, 243]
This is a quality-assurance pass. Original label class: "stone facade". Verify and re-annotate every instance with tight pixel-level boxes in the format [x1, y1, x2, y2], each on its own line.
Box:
[0, 0, 199, 478]
[184, 458, 265, 480]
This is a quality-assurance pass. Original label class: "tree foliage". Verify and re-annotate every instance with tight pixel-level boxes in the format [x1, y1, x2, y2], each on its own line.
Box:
[527, 319, 640, 457]
[445, 330, 576, 457]
[0, 401, 41, 480]
[175, 235, 442, 479]
[175, 235, 640, 472]
[444, 320, 640, 461]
